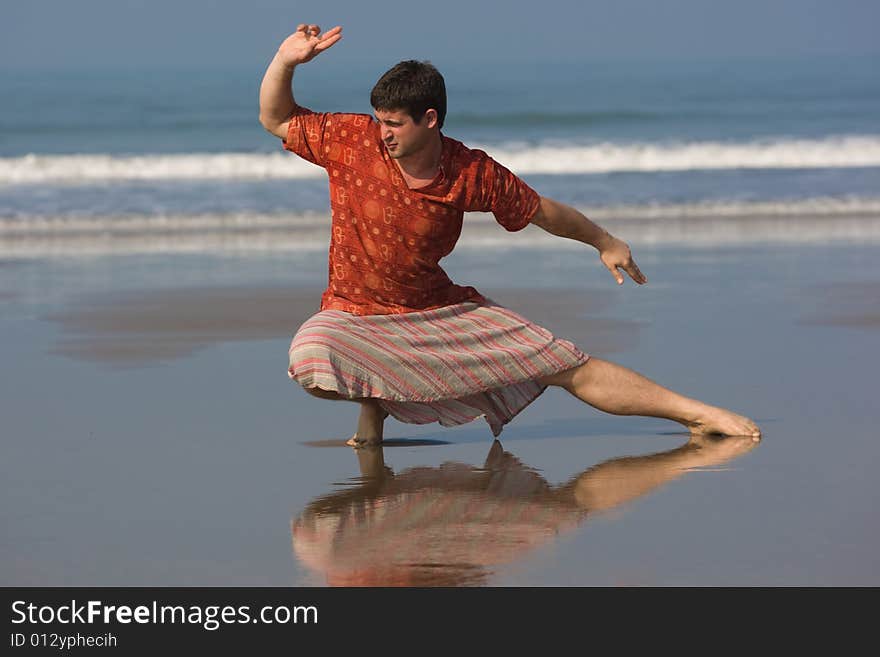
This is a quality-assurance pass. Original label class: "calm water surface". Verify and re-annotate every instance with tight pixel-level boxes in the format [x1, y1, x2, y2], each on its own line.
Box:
[2, 243, 877, 586]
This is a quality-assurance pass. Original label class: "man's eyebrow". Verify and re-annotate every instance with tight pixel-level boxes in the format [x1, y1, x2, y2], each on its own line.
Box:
[374, 115, 403, 125]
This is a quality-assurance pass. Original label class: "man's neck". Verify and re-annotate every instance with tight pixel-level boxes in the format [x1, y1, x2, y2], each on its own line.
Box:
[395, 134, 443, 182]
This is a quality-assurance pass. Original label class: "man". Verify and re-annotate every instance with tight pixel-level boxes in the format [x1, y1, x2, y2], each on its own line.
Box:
[259, 24, 760, 446]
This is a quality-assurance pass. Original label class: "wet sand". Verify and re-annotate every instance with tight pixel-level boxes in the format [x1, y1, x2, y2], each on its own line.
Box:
[797, 281, 880, 328]
[2, 242, 879, 586]
[44, 285, 641, 366]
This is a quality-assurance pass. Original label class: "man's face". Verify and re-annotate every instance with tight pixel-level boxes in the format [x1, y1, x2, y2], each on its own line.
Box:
[374, 108, 437, 160]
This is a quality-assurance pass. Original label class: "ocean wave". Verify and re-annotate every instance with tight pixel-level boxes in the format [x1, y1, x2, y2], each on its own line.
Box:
[488, 135, 880, 175]
[0, 210, 333, 235]
[2, 198, 879, 257]
[3, 135, 880, 185]
[0, 152, 325, 186]
[450, 109, 665, 128]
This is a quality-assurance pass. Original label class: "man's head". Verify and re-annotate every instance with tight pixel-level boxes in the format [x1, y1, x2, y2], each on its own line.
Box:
[371, 60, 447, 129]
[371, 61, 446, 160]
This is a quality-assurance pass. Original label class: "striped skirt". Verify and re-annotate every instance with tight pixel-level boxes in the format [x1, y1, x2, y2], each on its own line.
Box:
[288, 301, 588, 436]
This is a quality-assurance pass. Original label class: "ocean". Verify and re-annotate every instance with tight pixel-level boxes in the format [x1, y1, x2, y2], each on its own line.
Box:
[2, 55, 879, 259]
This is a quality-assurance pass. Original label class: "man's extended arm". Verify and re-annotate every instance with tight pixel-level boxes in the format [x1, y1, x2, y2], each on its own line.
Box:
[530, 196, 647, 285]
[259, 24, 342, 139]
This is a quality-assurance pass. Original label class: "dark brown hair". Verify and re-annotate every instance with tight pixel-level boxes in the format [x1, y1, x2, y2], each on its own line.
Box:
[370, 60, 447, 129]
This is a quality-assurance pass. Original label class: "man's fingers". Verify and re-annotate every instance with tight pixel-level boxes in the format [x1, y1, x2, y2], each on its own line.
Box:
[600, 238, 645, 285]
[314, 36, 342, 53]
[606, 263, 624, 285]
[321, 25, 343, 39]
[605, 259, 647, 285]
[626, 261, 647, 284]
[315, 26, 343, 51]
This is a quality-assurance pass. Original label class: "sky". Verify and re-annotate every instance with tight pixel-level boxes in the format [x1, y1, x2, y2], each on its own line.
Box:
[2, 0, 879, 73]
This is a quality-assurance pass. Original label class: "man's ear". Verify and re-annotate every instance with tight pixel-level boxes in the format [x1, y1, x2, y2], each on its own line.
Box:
[424, 108, 438, 129]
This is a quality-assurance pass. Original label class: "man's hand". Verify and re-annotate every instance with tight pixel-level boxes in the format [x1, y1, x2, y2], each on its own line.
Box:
[259, 24, 342, 138]
[277, 24, 342, 68]
[597, 234, 647, 285]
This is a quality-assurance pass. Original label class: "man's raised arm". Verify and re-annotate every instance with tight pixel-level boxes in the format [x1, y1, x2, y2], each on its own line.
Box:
[530, 196, 647, 286]
[258, 24, 342, 139]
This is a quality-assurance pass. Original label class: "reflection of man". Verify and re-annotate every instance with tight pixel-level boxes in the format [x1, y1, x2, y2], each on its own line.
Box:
[259, 24, 761, 446]
[292, 436, 759, 586]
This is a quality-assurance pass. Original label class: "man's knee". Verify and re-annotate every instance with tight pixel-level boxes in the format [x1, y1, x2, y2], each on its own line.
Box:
[538, 364, 578, 389]
[539, 359, 596, 391]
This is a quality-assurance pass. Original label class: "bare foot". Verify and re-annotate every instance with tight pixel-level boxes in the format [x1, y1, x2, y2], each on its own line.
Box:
[687, 434, 760, 464]
[687, 405, 761, 440]
[345, 434, 383, 448]
[347, 401, 389, 448]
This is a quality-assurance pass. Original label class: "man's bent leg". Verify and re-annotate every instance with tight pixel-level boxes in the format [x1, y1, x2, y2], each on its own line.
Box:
[353, 399, 388, 447]
[303, 386, 388, 446]
[538, 358, 761, 438]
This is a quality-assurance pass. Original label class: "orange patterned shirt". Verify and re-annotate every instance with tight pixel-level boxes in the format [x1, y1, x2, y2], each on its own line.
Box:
[283, 108, 540, 315]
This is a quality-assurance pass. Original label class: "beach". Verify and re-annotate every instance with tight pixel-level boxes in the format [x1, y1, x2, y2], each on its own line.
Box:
[3, 53, 879, 586]
[3, 237, 879, 586]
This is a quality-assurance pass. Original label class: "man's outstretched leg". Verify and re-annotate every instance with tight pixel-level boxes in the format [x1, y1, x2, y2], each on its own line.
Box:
[303, 386, 388, 447]
[539, 358, 761, 438]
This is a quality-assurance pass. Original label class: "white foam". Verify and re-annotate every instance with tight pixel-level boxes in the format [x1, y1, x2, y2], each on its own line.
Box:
[2, 199, 880, 257]
[0, 211, 331, 235]
[3, 135, 880, 185]
[0, 152, 325, 186]
[487, 135, 880, 175]
[584, 197, 880, 220]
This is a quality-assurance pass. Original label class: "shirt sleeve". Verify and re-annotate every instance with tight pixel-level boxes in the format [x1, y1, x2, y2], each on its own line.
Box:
[466, 150, 541, 232]
[282, 107, 331, 168]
